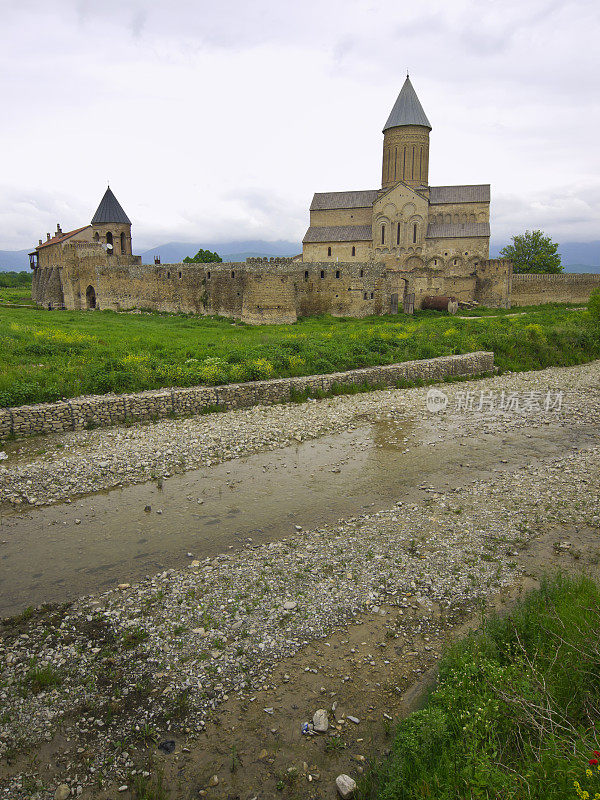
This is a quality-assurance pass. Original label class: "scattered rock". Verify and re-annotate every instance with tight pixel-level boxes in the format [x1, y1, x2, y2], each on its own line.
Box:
[313, 709, 329, 733]
[336, 774, 357, 799]
[54, 785, 70, 800]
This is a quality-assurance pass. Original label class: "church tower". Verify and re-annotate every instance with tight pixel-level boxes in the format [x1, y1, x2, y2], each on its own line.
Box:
[90, 186, 133, 256]
[381, 76, 431, 190]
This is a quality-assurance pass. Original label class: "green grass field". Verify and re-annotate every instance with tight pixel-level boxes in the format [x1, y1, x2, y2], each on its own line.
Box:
[0, 296, 599, 407]
[361, 574, 600, 800]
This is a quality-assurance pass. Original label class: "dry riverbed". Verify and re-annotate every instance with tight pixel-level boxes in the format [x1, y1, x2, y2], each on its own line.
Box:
[1, 362, 599, 799]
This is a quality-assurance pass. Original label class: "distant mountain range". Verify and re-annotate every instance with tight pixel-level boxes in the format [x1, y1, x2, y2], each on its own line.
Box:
[2, 239, 599, 272]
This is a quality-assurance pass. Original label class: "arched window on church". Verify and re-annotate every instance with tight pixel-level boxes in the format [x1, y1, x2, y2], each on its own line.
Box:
[413, 224, 417, 243]
[93, 232, 99, 242]
[397, 223, 401, 245]
[381, 225, 385, 245]
[327, 246, 332, 257]
[351, 246, 356, 257]
[411, 147, 415, 180]
[394, 147, 397, 181]
[120, 232, 126, 254]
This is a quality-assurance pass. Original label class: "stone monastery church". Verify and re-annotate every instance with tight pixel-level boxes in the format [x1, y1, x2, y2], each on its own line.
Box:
[31, 77, 512, 323]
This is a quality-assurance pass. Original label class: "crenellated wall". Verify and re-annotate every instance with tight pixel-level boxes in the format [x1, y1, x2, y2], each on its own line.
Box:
[511, 273, 600, 306]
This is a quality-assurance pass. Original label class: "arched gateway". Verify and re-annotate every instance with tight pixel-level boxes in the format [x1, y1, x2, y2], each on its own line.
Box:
[86, 285, 97, 309]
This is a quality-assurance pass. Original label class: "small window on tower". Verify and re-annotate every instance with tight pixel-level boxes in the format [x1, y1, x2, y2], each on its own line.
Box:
[304, 270, 308, 281]
[207, 271, 211, 279]
[397, 224, 401, 245]
[178, 271, 182, 278]
[370, 292, 374, 299]
[413, 224, 417, 243]
[335, 270, 340, 279]
[351, 246, 356, 257]
[320, 270, 325, 279]
[359, 269, 364, 277]
[231, 270, 235, 278]
[381, 225, 385, 244]
[327, 247, 332, 257]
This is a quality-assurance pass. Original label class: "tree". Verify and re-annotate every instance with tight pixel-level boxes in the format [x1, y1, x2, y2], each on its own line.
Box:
[499, 230, 562, 274]
[183, 248, 222, 264]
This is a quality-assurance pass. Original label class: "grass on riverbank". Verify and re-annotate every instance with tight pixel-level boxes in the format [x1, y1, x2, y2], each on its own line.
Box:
[361, 574, 600, 800]
[0, 301, 599, 406]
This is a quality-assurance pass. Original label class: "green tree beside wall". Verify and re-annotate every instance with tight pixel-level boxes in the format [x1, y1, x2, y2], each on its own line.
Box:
[500, 230, 563, 274]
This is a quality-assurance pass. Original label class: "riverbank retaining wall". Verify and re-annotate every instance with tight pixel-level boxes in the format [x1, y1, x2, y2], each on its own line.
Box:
[0, 351, 494, 439]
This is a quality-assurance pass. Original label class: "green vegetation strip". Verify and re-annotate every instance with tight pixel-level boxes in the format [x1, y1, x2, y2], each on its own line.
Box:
[361, 575, 600, 800]
[1, 294, 599, 407]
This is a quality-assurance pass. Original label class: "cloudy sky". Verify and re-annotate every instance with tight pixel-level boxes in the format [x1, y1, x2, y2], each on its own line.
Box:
[1, 0, 599, 251]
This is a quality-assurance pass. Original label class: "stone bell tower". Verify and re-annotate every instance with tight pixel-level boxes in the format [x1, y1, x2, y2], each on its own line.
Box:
[90, 186, 133, 256]
[381, 75, 432, 190]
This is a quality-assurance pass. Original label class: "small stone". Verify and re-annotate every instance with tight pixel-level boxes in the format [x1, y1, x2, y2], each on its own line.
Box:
[117, 583, 131, 590]
[313, 709, 329, 733]
[118, 787, 128, 793]
[258, 748, 268, 760]
[347, 715, 360, 724]
[283, 601, 297, 611]
[54, 785, 70, 800]
[208, 775, 219, 787]
[75, 518, 81, 525]
[144, 505, 151, 512]
[336, 774, 357, 799]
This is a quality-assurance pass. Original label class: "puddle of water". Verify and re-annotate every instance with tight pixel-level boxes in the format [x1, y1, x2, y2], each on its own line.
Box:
[0, 419, 595, 616]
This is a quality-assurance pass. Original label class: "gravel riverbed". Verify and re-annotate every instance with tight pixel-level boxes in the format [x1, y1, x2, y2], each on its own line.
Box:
[0, 361, 599, 798]
[1, 360, 599, 508]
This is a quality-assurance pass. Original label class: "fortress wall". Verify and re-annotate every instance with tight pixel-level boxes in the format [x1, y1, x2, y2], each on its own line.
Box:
[0, 351, 494, 439]
[511, 273, 600, 306]
[31, 266, 64, 307]
[475, 259, 512, 308]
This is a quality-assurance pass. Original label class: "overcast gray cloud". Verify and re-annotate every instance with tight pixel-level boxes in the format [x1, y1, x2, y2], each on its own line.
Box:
[1, 0, 599, 250]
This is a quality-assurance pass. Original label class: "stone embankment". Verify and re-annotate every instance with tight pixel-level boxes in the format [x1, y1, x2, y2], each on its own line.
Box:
[0, 352, 493, 438]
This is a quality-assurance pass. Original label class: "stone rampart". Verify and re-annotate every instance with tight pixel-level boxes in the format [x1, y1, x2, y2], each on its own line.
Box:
[511, 273, 600, 306]
[0, 352, 494, 438]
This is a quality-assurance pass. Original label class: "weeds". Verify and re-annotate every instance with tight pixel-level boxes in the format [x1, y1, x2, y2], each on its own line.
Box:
[361, 574, 600, 800]
[1, 303, 598, 407]
[22, 661, 62, 693]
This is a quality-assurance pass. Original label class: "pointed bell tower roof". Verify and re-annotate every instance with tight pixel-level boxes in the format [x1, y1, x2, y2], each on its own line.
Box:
[383, 75, 432, 132]
[91, 186, 131, 225]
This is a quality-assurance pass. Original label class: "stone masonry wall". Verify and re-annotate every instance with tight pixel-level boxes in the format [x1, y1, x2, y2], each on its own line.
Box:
[0, 352, 494, 439]
[511, 273, 600, 306]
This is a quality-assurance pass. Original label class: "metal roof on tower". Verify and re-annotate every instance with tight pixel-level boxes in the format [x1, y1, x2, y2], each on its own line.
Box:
[91, 187, 131, 225]
[383, 76, 432, 132]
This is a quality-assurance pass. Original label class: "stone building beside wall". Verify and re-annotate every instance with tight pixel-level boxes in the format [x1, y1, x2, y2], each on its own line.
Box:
[31, 78, 517, 322]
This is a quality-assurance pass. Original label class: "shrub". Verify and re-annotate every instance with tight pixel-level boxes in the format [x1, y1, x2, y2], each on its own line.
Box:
[589, 289, 600, 325]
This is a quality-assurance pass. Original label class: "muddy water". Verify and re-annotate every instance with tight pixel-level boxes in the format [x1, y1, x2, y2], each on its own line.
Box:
[0, 419, 595, 616]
